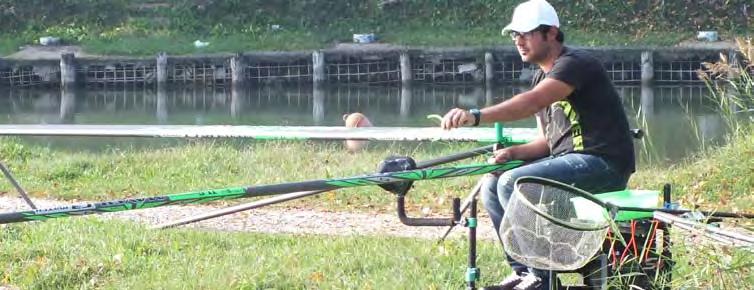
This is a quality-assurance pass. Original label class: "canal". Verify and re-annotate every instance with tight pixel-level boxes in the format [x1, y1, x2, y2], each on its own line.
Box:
[0, 83, 725, 166]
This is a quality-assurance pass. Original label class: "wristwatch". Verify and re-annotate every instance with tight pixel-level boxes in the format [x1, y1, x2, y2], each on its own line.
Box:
[469, 108, 481, 127]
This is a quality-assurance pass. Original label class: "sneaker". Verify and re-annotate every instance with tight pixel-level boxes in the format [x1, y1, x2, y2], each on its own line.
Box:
[513, 273, 542, 290]
[481, 272, 523, 290]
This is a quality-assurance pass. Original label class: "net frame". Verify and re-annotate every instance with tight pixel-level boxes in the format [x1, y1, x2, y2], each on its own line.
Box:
[500, 176, 615, 271]
[512, 176, 612, 231]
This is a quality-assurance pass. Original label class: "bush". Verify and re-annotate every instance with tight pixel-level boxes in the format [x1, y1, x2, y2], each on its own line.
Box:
[0, 0, 129, 32]
[0, 1, 751, 39]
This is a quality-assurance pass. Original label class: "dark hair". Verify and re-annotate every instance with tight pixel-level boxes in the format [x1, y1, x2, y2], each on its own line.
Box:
[535, 24, 565, 43]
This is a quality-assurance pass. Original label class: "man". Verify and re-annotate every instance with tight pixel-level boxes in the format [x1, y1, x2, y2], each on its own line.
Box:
[440, 0, 635, 289]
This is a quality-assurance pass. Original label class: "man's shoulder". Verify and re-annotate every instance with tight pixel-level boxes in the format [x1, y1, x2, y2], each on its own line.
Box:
[559, 47, 599, 63]
[554, 47, 604, 74]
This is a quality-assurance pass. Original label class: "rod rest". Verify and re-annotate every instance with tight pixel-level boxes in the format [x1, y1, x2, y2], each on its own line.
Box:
[396, 195, 461, 227]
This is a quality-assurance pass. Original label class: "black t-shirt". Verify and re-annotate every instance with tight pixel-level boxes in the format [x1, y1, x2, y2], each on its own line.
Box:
[533, 47, 635, 174]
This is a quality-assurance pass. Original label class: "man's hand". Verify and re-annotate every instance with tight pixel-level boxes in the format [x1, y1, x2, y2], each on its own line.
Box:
[487, 148, 514, 164]
[441, 108, 473, 130]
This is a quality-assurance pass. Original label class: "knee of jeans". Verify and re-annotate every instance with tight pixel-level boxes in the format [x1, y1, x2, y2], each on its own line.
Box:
[497, 171, 518, 195]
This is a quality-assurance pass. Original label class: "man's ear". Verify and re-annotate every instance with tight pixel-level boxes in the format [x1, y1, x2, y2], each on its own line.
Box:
[547, 27, 558, 41]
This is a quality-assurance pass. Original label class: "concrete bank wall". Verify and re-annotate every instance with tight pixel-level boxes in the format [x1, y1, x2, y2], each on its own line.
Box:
[0, 46, 741, 88]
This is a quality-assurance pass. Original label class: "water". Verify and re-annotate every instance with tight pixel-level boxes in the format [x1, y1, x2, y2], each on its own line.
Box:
[0, 84, 726, 166]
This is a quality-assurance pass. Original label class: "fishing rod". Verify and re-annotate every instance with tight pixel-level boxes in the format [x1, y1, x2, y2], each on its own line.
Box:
[155, 123, 516, 229]
[154, 143, 502, 229]
[0, 124, 537, 143]
[615, 206, 754, 219]
[0, 161, 523, 224]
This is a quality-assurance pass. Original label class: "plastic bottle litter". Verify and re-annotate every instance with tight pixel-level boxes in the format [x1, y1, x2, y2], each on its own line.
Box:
[696, 31, 718, 42]
[39, 36, 61, 46]
[193, 40, 210, 48]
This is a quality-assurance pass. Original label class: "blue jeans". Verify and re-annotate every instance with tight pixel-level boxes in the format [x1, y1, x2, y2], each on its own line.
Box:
[481, 153, 630, 288]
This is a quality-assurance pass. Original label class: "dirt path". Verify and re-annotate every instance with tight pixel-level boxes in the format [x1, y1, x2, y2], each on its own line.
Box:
[0, 194, 499, 241]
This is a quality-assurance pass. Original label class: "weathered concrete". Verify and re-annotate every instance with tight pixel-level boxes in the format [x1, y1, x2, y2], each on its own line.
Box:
[312, 50, 326, 83]
[400, 51, 412, 84]
[0, 46, 731, 87]
[156, 52, 168, 84]
[60, 53, 76, 88]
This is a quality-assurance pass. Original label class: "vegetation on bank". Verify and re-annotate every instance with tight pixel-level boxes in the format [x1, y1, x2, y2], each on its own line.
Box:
[631, 38, 754, 211]
[1, 0, 751, 55]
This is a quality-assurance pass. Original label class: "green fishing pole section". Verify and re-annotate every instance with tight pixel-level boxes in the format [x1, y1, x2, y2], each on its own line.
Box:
[0, 161, 523, 224]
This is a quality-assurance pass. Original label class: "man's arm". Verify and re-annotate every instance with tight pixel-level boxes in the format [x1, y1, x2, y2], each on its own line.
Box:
[441, 77, 574, 129]
[489, 117, 549, 163]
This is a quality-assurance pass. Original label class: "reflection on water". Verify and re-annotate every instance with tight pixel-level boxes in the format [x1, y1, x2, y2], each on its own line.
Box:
[0, 84, 726, 166]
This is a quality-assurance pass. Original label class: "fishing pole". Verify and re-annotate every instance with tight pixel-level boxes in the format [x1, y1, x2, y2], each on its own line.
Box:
[614, 206, 754, 219]
[154, 143, 502, 229]
[0, 161, 523, 224]
[0, 124, 537, 143]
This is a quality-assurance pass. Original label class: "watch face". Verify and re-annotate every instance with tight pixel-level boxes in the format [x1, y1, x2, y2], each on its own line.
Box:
[469, 109, 481, 126]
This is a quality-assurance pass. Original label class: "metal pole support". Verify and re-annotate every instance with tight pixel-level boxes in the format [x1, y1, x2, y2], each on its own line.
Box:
[0, 162, 37, 209]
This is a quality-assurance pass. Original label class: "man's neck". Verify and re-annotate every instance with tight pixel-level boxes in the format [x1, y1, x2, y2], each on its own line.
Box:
[538, 44, 564, 73]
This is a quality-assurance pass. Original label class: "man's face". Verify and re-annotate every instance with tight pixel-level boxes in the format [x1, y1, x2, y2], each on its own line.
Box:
[510, 27, 551, 63]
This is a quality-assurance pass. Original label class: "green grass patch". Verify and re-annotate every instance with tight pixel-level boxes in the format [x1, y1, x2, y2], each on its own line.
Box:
[2, 24, 711, 57]
[82, 31, 330, 56]
[670, 234, 754, 289]
[77, 27, 698, 57]
[0, 218, 507, 289]
[0, 35, 25, 56]
[630, 127, 754, 211]
[0, 137, 485, 213]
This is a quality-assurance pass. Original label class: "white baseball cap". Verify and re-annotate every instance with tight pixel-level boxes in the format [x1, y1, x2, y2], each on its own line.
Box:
[501, 0, 560, 34]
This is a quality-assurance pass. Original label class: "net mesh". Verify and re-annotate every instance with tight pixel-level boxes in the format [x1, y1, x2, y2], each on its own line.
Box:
[500, 177, 611, 271]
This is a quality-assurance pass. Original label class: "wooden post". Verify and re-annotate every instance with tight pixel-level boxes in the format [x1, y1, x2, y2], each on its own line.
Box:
[231, 53, 246, 85]
[640, 83, 654, 118]
[485, 52, 494, 84]
[400, 84, 412, 118]
[156, 52, 168, 84]
[59, 87, 75, 123]
[60, 53, 76, 88]
[156, 85, 168, 124]
[485, 81, 494, 107]
[725, 50, 741, 113]
[312, 50, 326, 83]
[230, 83, 244, 119]
[312, 83, 325, 124]
[728, 50, 741, 79]
[641, 51, 654, 85]
[400, 51, 412, 84]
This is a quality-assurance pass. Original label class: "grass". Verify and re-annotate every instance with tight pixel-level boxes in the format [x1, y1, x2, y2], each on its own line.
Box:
[2, 129, 753, 288]
[78, 28, 701, 56]
[670, 235, 754, 289]
[0, 38, 24, 56]
[0, 138, 486, 213]
[0, 23, 709, 57]
[0, 218, 507, 289]
[81, 31, 329, 56]
[630, 127, 754, 211]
